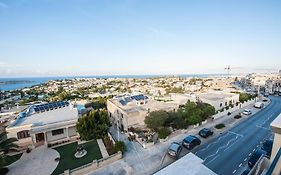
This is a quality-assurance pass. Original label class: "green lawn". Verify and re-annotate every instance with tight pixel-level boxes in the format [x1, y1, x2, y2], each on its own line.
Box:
[52, 140, 102, 175]
[4, 153, 23, 166]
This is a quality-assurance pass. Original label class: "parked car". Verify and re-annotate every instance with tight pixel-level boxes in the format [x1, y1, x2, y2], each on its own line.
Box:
[182, 135, 201, 149]
[254, 102, 264, 109]
[199, 128, 213, 138]
[167, 142, 182, 159]
[264, 93, 269, 97]
[248, 148, 267, 168]
[261, 139, 273, 157]
[243, 109, 252, 115]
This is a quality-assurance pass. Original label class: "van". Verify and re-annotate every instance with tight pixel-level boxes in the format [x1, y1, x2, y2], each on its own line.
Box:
[243, 109, 252, 115]
[254, 102, 264, 109]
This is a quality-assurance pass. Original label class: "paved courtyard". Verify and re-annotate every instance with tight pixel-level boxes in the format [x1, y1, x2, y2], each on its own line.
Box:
[8, 146, 59, 175]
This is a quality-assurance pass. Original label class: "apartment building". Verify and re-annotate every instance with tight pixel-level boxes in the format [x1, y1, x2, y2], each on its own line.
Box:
[107, 93, 178, 131]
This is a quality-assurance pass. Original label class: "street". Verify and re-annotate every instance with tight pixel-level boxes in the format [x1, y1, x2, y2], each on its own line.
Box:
[194, 96, 281, 175]
[89, 96, 281, 175]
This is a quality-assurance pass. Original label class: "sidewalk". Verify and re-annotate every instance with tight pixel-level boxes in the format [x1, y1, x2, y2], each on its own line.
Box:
[89, 99, 269, 175]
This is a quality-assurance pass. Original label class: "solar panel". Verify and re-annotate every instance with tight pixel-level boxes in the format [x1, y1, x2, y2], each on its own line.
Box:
[49, 104, 54, 110]
[119, 100, 127, 106]
[53, 103, 58, 108]
[131, 95, 145, 101]
[44, 105, 49, 110]
[39, 106, 45, 111]
[34, 108, 39, 112]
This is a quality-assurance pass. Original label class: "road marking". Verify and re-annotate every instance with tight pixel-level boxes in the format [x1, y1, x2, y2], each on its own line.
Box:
[196, 133, 230, 155]
[228, 131, 244, 137]
[256, 125, 271, 131]
[239, 163, 242, 167]
[244, 158, 247, 161]
[205, 154, 220, 166]
[224, 136, 239, 152]
[232, 169, 236, 174]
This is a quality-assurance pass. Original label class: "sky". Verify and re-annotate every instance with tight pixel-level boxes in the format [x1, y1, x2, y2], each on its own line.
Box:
[0, 0, 280, 77]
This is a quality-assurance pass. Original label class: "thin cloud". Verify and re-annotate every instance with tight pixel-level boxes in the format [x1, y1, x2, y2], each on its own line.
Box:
[0, 2, 8, 9]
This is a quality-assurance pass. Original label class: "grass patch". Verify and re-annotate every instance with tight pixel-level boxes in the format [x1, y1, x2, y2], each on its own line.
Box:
[3, 153, 23, 166]
[215, 123, 225, 129]
[52, 140, 102, 175]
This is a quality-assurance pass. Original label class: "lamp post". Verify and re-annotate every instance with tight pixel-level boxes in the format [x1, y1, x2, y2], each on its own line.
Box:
[117, 118, 120, 142]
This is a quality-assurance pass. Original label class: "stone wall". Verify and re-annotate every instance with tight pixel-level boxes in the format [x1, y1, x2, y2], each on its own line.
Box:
[63, 151, 122, 175]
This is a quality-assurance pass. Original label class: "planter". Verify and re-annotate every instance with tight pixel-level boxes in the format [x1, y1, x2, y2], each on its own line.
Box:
[159, 137, 168, 143]
[143, 142, 154, 149]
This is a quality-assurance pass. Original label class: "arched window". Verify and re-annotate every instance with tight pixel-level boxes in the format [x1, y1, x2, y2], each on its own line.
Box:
[17, 130, 30, 139]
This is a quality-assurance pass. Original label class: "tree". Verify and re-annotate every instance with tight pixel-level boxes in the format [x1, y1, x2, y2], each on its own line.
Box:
[144, 111, 168, 131]
[0, 132, 18, 169]
[76, 109, 110, 140]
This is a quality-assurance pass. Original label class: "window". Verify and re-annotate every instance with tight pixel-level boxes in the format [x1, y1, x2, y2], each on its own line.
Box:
[52, 129, 64, 136]
[17, 130, 30, 139]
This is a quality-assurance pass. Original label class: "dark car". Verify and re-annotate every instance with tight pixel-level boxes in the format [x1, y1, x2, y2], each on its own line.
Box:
[248, 148, 267, 168]
[261, 139, 273, 157]
[199, 128, 214, 138]
[182, 135, 201, 149]
[167, 142, 182, 159]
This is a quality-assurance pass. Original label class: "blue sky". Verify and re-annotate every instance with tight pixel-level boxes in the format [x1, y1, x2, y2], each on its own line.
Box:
[0, 0, 280, 77]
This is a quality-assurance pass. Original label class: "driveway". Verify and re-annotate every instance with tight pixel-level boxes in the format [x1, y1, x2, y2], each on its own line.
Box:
[8, 146, 59, 175]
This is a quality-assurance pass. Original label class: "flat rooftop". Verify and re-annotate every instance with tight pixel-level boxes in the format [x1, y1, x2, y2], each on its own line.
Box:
[271, 113, 281, 134]
[154, 153, 216, 175]
[198, 93, 237, 101]
[9, 106, 78, 128]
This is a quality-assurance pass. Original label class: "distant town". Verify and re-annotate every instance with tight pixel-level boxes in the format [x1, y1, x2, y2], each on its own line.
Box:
[0, 72, 281, 175]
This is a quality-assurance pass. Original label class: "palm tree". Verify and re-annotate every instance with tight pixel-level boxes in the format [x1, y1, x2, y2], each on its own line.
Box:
[0, 131, 18, 168]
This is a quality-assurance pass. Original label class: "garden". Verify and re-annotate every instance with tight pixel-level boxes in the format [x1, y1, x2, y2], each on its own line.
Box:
[52, 140, 102, 175]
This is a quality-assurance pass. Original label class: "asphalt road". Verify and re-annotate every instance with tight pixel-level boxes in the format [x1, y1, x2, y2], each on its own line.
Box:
[193, 96, 281, 175]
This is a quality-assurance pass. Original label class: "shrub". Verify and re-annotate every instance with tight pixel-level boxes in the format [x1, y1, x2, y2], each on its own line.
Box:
[0, 167, 9, 175]
[158, 127, 171, 139]
[215, 123, 225, 129]
[102, 136, 115, 155]
[113, 141, 126, 154]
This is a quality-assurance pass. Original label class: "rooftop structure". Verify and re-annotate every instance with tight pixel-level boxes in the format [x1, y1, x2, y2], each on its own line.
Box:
[154, 153, 216, 175]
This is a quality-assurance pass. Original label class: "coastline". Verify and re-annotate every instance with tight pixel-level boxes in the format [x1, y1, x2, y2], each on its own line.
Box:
[0, 74, 227, 91]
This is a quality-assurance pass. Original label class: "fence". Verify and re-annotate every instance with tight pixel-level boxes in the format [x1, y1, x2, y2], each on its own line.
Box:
[212, 99, 256, 120]
[63, 151, 122, 175]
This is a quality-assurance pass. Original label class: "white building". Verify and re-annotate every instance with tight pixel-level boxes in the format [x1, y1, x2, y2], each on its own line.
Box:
[6, 101, 79, 150]
[196, 92, 239, 110]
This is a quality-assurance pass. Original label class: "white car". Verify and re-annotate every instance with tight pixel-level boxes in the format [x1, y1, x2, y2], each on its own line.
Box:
[243, 109, 252, 115]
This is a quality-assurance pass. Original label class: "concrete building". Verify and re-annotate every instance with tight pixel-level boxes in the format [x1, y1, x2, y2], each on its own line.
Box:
[154, 153, 216, 175]
[196, 92, 239, 110]
[6, 101, 79, 150]
[248, 113, 281, 175]
[107, 93, 178, 131]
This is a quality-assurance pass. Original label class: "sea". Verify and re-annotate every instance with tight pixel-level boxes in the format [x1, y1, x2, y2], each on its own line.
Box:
[0, 74, 226, 91]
